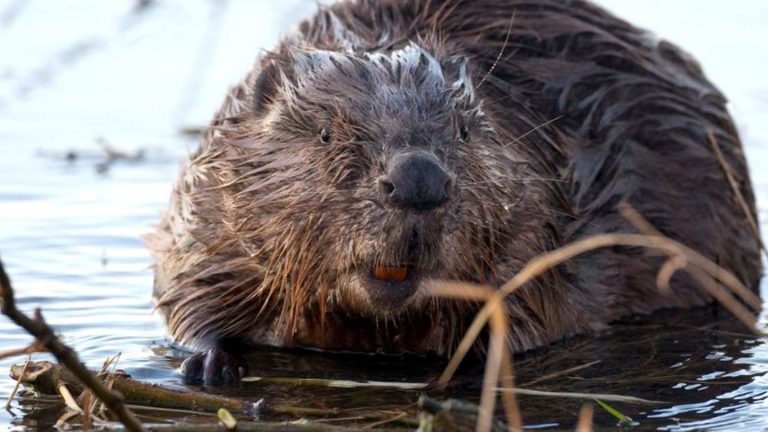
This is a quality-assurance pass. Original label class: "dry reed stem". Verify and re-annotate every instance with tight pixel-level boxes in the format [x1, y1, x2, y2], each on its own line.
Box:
[521, 360, 600, 387]
[0, 342, 45, 361]
[59, 383, 84, 414]
[476, 297, 510, 432]
[576, 404, 593, 432]
[427, 281, 498, 386]
[428, 204, 762, 432]
[656, 255, 687, 294]
[476, 13, 515, 89]
[619, 204, 762, 313]
[423, 282, 523, 431]
[432, 229, 763, 386]
[82, 389, 94, 432]
[495, 388, 663, 405]
[78, 354, 123, 430]
[360, 411, 408, 429]
[5, 354, 31, 410]
[708, 130, 764, 252]
[497, 337, 521, 431]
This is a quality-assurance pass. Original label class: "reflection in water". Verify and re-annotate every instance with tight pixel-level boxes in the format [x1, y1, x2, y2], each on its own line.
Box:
[511, 309, 768, 430]
[1, 0, 767, 430]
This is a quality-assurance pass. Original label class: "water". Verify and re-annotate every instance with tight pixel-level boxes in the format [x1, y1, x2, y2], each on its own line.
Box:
[1, 0, 767, 430]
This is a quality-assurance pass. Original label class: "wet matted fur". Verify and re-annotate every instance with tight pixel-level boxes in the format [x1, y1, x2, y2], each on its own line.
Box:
[149, 0, 761, 358]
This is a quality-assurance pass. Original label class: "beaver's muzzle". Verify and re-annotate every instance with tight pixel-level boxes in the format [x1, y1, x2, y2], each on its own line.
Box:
[378, 150, 453, 212]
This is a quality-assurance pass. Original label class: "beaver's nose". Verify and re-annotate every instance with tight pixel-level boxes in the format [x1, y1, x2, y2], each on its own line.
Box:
[378, 151, 453, 211]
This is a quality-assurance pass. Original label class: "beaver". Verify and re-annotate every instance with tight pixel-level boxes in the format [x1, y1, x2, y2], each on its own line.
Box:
[149, 0, 762, 383]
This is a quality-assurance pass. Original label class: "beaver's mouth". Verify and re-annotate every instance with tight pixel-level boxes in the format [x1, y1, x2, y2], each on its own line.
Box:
[360, 264, 422, 310]
[373, 265, 409, 282]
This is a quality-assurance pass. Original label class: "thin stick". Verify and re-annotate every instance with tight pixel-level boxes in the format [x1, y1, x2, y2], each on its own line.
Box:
[495, 388, 663, 404]
[422, 282, 521, 430]
[360, 412, 407, 429]
[5, 354, 31, 409]
[656, 256, 687, 294]
[425, 281, 496, 387]
[521, 360, 601, 386]
[496, 321, 522, 432]
[0, 258, 145, 432]
[0, 342, 44, 361]
[576, 404, 594, 432]
[58, 383, 84, 414]
[475, 297, 505, 432]
[707, 130, 764, 251]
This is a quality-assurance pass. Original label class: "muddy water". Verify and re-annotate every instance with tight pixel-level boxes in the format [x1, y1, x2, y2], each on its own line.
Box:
[1, 1, 767, 430]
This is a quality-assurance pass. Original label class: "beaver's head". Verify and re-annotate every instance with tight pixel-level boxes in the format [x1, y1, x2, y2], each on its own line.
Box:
[217, 43, 531, 324]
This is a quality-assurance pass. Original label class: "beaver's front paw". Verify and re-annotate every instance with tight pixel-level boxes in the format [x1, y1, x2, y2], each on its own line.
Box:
[180, 347, 248, 385]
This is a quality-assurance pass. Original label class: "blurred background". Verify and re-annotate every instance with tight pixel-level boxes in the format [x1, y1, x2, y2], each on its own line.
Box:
[0, 1, 766, 430]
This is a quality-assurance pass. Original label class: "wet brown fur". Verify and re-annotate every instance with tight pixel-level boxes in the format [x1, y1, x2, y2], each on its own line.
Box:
[149, 0, 761, 357]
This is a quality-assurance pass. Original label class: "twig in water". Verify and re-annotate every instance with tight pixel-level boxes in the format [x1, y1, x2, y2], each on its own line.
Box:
[0, 341, 44, 361]
[5, 353, 31, 409]
[0, 258, 145, 432]
[520, 360, 601, 387]
[495, 387, 663, 405]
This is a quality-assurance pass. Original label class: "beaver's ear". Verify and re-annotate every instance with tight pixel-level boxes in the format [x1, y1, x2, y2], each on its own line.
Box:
[442, 56, 475, 103]
[252, 59, 282, 116]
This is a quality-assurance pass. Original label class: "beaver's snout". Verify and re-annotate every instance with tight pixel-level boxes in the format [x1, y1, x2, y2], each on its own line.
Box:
[378, 150, 453, 211]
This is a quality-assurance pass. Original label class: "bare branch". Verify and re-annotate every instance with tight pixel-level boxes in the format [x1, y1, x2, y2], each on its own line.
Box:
[0, 258, 145, 432]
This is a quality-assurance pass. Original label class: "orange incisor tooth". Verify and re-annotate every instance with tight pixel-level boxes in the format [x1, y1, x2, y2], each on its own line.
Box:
[373, 266, 408, 282]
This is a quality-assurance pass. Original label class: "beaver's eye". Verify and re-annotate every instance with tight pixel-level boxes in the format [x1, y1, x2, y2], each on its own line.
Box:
[459, 125, 469, 142]
[319, 128, 332, 145]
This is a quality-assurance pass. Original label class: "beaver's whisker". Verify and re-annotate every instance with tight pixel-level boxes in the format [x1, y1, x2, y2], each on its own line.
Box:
[476, 13, 516, 89]
[457, 176, 566, 185]
[500, 115, 564, 148]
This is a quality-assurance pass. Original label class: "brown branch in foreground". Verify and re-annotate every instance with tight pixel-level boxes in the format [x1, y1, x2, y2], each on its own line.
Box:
[11, 361, 423, 430]
[0, 342, 45, 361]
[0, 257, 145, 432]
[11, 360, 250, 414]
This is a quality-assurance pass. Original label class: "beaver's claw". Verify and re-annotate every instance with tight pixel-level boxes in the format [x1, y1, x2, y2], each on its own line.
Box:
[180, 347, 247, 385]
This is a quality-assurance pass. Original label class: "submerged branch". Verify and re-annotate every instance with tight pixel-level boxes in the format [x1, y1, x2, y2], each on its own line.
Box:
[10, 361, 252, 414]
[11, 361, 421, 430]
